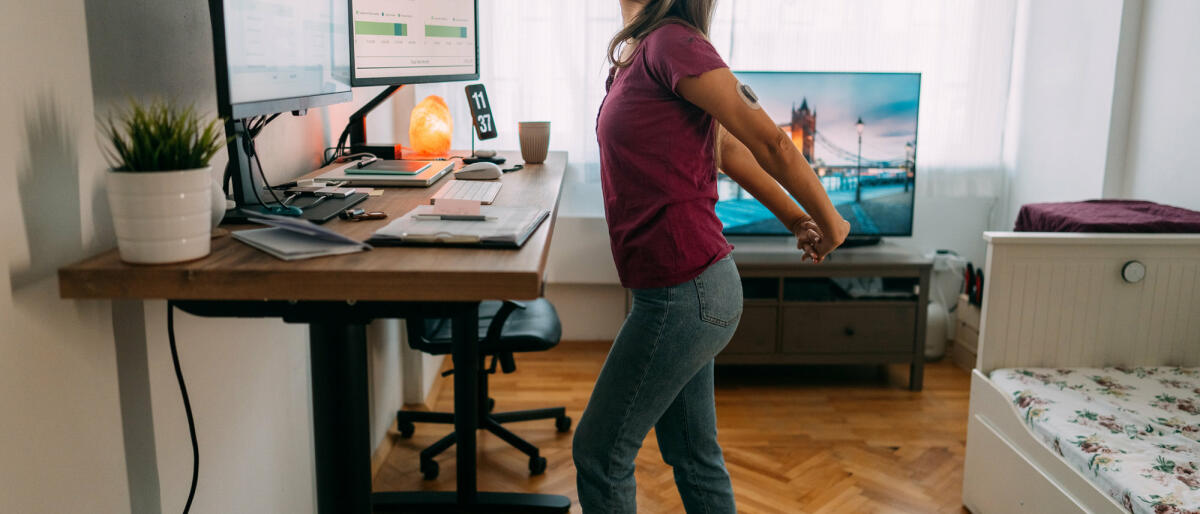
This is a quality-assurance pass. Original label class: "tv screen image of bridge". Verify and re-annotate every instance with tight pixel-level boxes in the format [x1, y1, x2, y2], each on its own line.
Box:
[717, 72, 920, 236]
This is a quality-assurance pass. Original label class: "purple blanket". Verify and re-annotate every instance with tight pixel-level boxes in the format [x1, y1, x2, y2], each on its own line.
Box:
[1014, 200, 1200, 233]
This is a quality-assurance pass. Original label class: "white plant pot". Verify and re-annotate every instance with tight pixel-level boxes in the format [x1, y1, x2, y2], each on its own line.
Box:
[211, 178, 228, 228]
[108, 167, 213, 264]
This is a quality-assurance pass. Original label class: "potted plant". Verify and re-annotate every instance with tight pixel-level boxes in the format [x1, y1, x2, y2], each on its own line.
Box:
[102, 99, 226, 264]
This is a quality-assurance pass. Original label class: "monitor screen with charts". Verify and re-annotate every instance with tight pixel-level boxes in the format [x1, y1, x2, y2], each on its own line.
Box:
[210, 0, 352, 118]
[349, 0, 479, 86]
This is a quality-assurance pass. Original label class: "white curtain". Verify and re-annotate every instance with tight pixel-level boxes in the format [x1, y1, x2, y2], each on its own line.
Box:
[418, 0, 1016, 211]
[728, 0, 1017, 198]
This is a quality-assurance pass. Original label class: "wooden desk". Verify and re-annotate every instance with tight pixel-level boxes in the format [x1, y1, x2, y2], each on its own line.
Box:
[60, 152, 566, 302]
[59, 151, 571, 513]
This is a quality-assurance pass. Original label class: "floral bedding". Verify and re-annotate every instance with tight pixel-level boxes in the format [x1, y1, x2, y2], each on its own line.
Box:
[991, 367, 1200, 514]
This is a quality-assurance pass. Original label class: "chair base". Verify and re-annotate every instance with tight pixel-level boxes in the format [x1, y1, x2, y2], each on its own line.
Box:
[397, 404, 570, 480]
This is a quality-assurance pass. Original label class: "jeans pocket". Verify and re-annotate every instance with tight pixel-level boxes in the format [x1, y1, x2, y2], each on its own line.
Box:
[694, 257, 743, 327]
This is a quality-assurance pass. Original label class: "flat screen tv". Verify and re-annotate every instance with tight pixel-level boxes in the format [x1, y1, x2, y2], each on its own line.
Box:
[719, 71, 921, 238]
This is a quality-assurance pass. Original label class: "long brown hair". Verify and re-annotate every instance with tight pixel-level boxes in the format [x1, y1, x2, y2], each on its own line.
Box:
[608, 0, 718, 68]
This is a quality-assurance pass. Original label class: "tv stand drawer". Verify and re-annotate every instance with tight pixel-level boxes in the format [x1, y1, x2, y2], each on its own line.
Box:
[723, 305, 777, 355]
[780, 304, 916, 354]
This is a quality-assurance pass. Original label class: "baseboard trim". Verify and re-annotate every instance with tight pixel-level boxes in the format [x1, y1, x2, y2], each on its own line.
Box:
[371, 354, 451, 480]
[411, 355, 453, 410]
[370, 419, 401, 480]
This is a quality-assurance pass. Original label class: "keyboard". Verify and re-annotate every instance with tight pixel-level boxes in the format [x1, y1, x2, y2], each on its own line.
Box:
[431, 179, 503, 204]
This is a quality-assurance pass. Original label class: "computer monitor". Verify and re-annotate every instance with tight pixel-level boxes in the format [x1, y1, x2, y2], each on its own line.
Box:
[339, 0, 480, 157]
[718, 71, 921, 242]
[210, 0, 353, 119]
[348, 0, 479, 87]
[208, 0, 354, 208]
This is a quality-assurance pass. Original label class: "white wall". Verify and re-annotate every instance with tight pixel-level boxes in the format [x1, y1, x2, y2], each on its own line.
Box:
[1001, 0, 1137, 226]
[83, 0, 415, 510]
[1121, 0, 1200, 210]
[0, 0, 131, 513]
[2, 1, 421, 513]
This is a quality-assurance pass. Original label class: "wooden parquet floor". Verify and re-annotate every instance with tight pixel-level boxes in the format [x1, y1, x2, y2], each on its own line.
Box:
[374, 342, 972, 513]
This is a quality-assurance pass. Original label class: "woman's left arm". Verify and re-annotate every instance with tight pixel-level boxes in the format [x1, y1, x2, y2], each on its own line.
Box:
[717, 127, 822, 259]
[677, 67, 848, 260]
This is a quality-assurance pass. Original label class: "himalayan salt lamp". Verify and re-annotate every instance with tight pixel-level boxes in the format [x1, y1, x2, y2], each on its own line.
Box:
[409, 95, 453, 157]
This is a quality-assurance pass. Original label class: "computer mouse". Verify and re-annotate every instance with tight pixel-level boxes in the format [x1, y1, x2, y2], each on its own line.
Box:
[454, 161, 503, 180]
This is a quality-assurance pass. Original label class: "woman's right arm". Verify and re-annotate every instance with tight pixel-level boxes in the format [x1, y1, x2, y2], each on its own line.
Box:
[678, 68, 850, 259]
[717, 127, 823, 261]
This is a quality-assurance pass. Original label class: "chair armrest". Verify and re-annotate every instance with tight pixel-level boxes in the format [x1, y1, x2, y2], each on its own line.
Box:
[405, 316, 449, 354]
[484, 301, 526, 374]
[483, 300, 526, 345]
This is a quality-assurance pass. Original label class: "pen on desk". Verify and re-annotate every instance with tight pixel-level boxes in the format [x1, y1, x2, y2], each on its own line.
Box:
[413, 214, 496, 221]
[307, 195, 329, 209]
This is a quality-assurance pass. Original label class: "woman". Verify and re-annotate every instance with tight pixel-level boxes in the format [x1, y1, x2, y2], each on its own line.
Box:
[572, 0, 851, 512]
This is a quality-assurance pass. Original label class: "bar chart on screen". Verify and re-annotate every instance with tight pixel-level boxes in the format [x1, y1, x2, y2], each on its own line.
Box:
[351, 0, 476, 80]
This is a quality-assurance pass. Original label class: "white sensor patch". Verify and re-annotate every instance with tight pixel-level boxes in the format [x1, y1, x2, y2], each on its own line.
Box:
[737, 82, 761, 110]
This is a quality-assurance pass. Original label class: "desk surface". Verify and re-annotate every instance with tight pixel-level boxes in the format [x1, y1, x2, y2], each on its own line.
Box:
[59, 151, 567, 302]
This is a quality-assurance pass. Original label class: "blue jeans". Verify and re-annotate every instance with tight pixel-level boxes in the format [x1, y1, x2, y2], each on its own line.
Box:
[573, 255, 741, 513]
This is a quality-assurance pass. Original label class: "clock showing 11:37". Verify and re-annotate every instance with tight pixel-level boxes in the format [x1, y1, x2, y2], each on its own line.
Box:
[465, 84, 498, 140]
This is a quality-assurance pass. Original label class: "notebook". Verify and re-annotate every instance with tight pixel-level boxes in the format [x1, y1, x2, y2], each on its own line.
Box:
[233, 211, 372, 260]
[317, 160, 453, 186]
[367, 205, 550, 248]
[343, 160, 432, 175]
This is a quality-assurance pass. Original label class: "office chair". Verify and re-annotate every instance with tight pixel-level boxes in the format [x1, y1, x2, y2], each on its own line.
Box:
[398, 299, 572, 480]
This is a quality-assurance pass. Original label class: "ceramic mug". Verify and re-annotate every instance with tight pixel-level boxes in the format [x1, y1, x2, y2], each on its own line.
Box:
[518, 121, 551, 164]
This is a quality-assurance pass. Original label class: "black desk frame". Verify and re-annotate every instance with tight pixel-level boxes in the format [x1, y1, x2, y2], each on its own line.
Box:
[174, 300, 570, 514]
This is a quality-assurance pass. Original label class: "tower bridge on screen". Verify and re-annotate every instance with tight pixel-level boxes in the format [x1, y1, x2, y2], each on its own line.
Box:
[717, 97, 916, 235]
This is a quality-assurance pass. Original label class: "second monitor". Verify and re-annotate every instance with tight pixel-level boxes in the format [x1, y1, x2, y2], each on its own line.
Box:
[349, 0, 479, 86]
[340, 0, 480, 159]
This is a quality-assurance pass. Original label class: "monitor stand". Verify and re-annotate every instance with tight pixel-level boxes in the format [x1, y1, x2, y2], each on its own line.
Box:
[224, 194, 368, 225]
[220, 116, 369, 225]
[346, 85, 406, 160]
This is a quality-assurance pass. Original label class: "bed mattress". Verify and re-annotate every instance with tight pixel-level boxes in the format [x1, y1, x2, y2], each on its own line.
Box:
[991, 367, 1200, 514]
[1014, 200, 1200, 233]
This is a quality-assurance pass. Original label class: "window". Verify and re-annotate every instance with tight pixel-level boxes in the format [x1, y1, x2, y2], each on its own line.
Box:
[419, 0, 1016, 215]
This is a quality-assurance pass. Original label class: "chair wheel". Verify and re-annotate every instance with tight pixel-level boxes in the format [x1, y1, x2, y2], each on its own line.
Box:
[420, 458, 439, 480]
[397, 421, 415, 439]
[529, 455, 547, 476]
[487, 398, 496, 413]
[555, 415, 572, 433]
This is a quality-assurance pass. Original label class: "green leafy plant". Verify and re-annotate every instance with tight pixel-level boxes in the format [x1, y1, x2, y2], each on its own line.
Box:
[102, 99, 227, 172]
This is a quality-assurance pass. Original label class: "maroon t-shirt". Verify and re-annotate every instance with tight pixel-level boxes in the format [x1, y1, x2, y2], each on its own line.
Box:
[597, 22, 733, 289]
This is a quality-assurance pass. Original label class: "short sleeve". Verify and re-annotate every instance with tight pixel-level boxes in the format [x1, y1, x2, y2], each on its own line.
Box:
[641, 23, 728, 94]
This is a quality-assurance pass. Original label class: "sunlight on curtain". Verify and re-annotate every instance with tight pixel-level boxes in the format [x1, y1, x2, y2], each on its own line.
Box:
[418, 0, 1016, 212]
[728, 0, 1017, 197]
[417, 2, 619, 177]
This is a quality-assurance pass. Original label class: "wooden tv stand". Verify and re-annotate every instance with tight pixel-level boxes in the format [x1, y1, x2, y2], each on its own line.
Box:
[720, 239, 932, 391]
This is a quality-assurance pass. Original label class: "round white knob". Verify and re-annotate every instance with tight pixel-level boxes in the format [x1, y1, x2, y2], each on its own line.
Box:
[1121, 261, 1146, 283]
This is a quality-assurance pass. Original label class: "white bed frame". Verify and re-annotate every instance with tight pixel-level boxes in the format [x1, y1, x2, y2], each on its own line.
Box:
[962, 232, 1200, 514]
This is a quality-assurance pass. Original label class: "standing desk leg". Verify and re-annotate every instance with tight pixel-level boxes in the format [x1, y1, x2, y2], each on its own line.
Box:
[310, 323, 372, 514]
[452, 304, 481, 505]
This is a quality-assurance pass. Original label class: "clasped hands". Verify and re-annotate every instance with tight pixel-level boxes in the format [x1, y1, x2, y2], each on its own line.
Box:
[789, 216, 851, 264]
